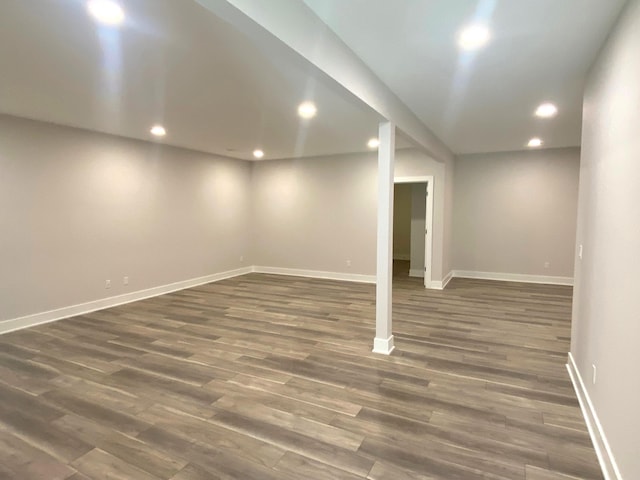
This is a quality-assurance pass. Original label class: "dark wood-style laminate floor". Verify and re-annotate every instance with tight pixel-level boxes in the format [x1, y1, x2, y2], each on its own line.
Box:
[0, 269, 602, 480]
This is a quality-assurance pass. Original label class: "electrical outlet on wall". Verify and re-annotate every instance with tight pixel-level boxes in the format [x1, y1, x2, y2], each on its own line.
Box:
[123, 276, 129, 286]
[240, 255, 244, 262]
[346, 260, 352, 267]
[105, 279, 111, 289]
[544, 261, 550, 269]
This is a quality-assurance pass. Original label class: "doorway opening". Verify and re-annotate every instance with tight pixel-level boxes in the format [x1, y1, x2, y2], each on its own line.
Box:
[393, 176, 434, 288]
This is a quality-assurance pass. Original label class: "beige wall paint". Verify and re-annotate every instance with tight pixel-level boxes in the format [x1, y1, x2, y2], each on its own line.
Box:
[251, 151, 378, 275]
[251, 148, 449, 281]
[0, 115, 252, 322]
[571, 0, 640, 477]
[393, 184, 411, 259]
[453, 148, 580, 278]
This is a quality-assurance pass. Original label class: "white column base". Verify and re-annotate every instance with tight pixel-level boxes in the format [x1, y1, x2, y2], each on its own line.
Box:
[372, 336, 395, 355]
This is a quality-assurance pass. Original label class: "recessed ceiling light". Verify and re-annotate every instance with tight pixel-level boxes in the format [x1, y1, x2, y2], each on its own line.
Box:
[528, 138, 543, 148]
[87, 0, 125, 26]
[297, 101, 317, 119]
[150, 125, 166, 137]
[458, 24, 490, 51]
[253, 149, 264, 159]
[535, 103, 558, 118]
[367, 138, 380, 149]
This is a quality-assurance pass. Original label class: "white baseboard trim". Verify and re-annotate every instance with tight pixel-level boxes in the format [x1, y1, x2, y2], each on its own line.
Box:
[372, 335, 395, 355]
[452, 270, 573, 286]
[430, 270, 454, 290]
[3, 266, 572, 337]
[409, 269, 424, 278]
[253, 266, 376, 284]
[442, 270, 453, 288]
[393, 254, 410, 261]
[0, 267, 253, 335]
[567, 352, 622, 480]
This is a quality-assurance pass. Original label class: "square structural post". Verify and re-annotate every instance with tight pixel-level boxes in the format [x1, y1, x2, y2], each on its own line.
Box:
[373, 121, 395, 355]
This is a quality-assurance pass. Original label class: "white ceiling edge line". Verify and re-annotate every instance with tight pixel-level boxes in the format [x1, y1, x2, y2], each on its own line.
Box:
[194, 0, 454, 164]
[0, 112, 253, 164]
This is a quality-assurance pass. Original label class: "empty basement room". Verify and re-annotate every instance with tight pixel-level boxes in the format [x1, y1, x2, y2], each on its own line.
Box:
[1, 0, 639, 479]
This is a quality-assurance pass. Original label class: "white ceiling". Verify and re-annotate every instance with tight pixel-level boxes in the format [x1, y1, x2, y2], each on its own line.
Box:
[0, 0, 403, 161]
[304, 0, 627, 154]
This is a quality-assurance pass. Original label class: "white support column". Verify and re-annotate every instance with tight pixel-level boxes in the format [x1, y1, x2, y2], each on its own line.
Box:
[373, 121, 396, 355]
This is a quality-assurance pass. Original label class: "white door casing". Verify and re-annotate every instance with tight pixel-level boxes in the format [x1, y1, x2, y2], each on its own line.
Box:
[394, 176, 434, 288]
[424, 180, 434, 289]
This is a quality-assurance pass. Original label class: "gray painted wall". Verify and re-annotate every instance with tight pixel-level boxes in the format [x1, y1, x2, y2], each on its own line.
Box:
[453, 148, 580, 278]
[251, 148, 450, 281]
[0, 115, 252, 322]
[571, 0, 640, 477]
[0, 119, 449, 324]
[251, 151, 378, 275]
